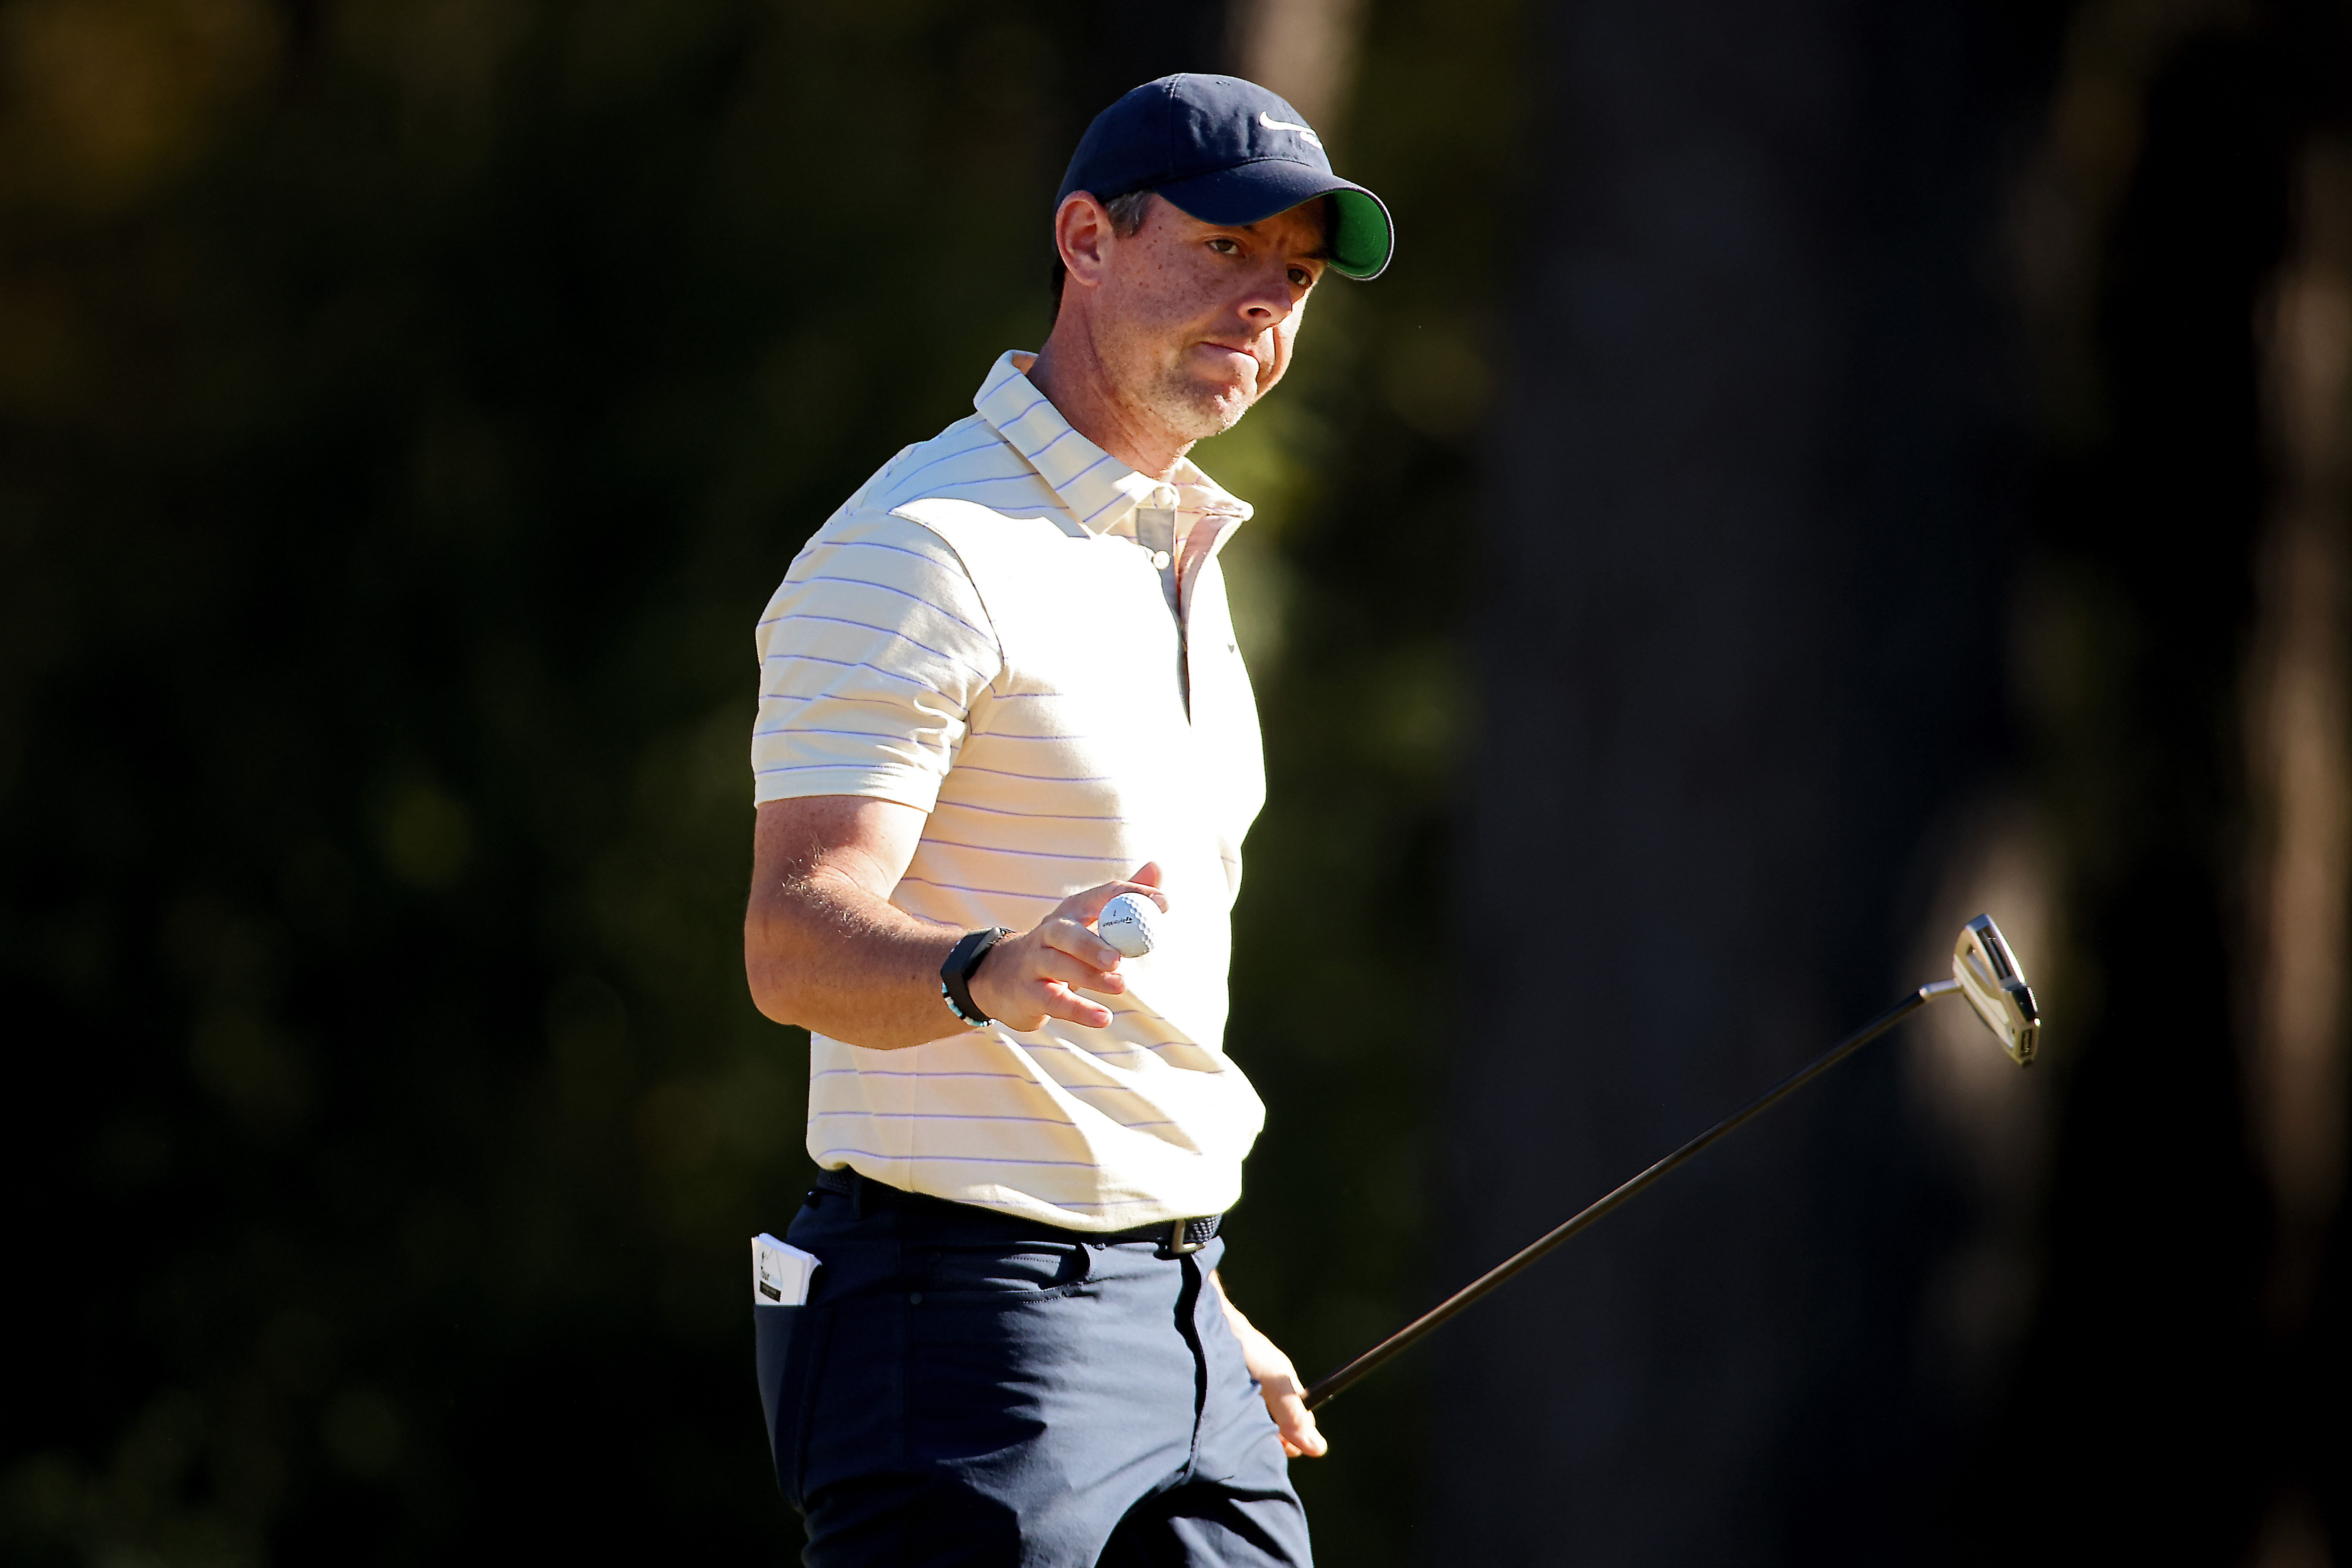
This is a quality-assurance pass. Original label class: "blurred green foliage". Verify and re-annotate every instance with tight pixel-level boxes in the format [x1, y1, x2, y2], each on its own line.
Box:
[0, 0, 1515, 1562]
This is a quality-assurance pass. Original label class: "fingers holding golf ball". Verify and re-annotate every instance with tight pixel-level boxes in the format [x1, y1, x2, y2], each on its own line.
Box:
[966, 865, 1167, 1031]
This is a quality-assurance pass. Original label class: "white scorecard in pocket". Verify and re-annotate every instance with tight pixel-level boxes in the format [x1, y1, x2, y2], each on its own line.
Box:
[752, 1233, 821, 1306]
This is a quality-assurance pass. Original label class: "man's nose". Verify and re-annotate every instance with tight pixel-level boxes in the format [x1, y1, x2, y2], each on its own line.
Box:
[1237, 268, 1295, 327]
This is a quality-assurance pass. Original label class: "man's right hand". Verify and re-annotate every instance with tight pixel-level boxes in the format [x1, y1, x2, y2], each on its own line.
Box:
[968, 865, 1167, 1031]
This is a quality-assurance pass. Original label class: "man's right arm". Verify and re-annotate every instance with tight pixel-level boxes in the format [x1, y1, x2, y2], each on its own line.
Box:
[743, 794, 1166, 1051]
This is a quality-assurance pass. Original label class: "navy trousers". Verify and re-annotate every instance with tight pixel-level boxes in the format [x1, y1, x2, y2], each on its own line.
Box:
[755, 1178, 1314, 1567]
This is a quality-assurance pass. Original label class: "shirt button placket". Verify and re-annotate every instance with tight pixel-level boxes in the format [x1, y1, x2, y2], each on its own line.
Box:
[1133, 494, 1186, 710]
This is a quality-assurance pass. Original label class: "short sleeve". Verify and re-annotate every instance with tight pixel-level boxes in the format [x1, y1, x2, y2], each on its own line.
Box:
[751, 511, 1001, 811]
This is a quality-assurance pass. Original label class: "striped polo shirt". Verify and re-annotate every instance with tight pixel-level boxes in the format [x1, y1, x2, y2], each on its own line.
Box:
[751, 350, 1270, 1232]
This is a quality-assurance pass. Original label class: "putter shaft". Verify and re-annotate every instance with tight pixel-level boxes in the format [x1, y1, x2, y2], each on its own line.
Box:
[1302, 979, 1961, 1412]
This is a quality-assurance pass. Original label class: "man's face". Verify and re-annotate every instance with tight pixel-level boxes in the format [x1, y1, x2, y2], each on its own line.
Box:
[1092, 196, 1330, 444]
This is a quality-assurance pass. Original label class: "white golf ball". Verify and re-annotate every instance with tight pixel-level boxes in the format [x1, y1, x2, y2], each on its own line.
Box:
[1098, 893, 1159, 958]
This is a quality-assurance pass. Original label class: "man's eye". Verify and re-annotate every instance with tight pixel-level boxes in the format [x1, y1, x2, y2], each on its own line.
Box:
[1208, 238, 1238, 254]
[1289, 268, 1313, 288]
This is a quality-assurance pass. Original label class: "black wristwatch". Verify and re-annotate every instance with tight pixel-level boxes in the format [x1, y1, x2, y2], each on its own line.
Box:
[940, 926, 1014, 1027]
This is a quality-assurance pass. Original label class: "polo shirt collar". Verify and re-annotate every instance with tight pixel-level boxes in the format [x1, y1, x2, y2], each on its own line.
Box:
[974, 351, 1252, 535]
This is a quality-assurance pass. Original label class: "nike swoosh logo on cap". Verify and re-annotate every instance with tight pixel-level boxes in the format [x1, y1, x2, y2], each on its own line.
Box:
[1257, 111, 1325, 150]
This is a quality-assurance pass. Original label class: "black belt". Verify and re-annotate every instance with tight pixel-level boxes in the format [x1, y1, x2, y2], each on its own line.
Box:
[812, 1167, 1222, 1258]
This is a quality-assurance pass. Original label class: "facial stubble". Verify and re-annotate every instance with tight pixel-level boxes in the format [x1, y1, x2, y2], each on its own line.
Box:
[1137, 360, 1258, 445]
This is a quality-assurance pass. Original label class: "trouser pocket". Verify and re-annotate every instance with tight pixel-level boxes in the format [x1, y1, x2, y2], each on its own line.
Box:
[754, 1301, 830, 1511]
[919, 1238, 1092, 1298]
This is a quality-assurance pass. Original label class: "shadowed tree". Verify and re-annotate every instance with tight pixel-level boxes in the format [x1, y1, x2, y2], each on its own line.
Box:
[1441, 2, 2038, 1561]
[1440, 1, 2352, 1563]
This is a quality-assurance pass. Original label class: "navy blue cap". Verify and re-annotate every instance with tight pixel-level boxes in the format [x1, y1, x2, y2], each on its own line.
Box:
[1055, 74, 1393, 281]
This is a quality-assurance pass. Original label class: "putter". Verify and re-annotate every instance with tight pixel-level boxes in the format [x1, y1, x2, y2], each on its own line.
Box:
[1303, 913, 2041, 1411]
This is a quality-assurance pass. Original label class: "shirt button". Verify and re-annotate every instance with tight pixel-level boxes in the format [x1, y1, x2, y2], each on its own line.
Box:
[909, 1291, 923, 1305]
[1150, 550, 1172, 570]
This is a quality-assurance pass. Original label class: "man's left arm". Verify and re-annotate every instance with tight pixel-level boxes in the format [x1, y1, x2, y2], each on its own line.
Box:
[1210, 1271, 1328, 1458]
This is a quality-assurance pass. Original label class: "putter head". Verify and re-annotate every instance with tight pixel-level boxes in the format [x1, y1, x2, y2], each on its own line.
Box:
[1953, 914, 2040, 1067]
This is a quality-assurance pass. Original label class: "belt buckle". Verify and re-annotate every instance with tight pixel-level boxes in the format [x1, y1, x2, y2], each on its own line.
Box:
[1160, 1217, 1210, 1258]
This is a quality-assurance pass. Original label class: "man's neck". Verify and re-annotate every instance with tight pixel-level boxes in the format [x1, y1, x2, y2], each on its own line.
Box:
[1025, 335, 1189, 483]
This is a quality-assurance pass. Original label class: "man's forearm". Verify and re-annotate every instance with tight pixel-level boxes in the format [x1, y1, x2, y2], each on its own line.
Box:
[744, 795, 1160, 1050]
[746, 874, 966, 1050]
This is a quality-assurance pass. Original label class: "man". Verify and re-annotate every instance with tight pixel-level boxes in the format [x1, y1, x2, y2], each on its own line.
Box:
[742, 73, 1392, 1566]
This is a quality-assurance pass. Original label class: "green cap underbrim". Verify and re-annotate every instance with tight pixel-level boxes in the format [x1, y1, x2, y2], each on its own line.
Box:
[1325, 188, 1393, 280]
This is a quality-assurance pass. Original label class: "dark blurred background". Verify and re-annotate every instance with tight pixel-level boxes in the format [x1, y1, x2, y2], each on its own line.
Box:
[0, 0, 2345, 1564]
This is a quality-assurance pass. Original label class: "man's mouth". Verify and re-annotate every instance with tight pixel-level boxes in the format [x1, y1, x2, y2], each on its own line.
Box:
[1193, 341, 1266, 382]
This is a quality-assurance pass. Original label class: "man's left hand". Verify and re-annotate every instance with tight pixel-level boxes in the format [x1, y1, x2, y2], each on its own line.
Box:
[1210, 1271, 1328, 1459]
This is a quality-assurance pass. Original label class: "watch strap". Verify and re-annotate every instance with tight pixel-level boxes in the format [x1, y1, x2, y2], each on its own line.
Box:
[940, 926, 1014, 1027]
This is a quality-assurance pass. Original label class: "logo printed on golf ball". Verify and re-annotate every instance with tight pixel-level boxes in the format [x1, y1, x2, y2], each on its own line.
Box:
[1098, 893, 1159, 957]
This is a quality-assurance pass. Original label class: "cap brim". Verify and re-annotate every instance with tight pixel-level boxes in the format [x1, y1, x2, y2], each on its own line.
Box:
[1155, 162, 1394, 281]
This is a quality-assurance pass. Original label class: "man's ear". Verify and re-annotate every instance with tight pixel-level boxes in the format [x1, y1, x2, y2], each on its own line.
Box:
[1055, 193, 1115, 290]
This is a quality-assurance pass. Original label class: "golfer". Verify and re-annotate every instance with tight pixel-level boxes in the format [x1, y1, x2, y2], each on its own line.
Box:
[742, 73, 1392, 1566]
